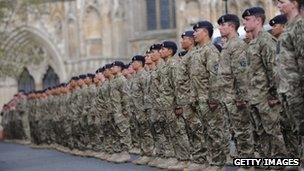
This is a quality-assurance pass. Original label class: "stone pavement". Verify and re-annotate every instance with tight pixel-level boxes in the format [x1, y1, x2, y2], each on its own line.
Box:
[0, 141, 160, 171]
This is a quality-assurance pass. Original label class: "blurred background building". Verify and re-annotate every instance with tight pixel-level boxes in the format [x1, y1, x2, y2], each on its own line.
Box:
[0, 0, 278, 108]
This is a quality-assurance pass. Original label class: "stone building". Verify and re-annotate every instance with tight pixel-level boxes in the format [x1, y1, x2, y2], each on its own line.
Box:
[0, 0, 278, 108]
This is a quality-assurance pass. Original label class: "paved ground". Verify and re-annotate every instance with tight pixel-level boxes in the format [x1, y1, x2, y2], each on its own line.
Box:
[0, 141, 268, 171]
[0, 141, 161, 171]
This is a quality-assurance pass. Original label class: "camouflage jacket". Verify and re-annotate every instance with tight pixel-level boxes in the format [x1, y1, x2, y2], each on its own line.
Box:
[172, 50, 193, 106]
[247, 31, 277, 105]
[109, 74, 130, 113]
[217, 36, 249, 103]
[189, 42, 220, 102]
[130, 69, 148, 112]
[277, 15, 304, 95]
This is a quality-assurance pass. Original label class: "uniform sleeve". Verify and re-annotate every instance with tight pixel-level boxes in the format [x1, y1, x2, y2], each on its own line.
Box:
[121, 78, 131, 113]
[260, 38, 277, 94]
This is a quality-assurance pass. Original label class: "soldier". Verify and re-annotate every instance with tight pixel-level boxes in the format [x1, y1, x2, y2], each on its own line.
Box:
[122, 63, 140, 154]
[98, 64, 116, 160]
[171, 30, 203, 171]
[130, 55, 154, 165]
[242, 7, 287, 159]
[146, 43, 172, 168]
[94, 68, 109, 157]
[269, 14, 287, 39]
[192, 20, 228, 169]
[243, 29, 254, 44]
[108, 61, 131, 163]
[217, 14, 254, 160]
[157, 40, 190, 169]
[276, 0, 304, 162]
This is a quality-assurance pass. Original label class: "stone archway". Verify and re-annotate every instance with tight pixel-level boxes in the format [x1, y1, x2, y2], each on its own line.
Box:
[2, 25, 67, 82]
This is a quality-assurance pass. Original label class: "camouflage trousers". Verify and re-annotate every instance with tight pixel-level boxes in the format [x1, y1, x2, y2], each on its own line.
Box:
[20, 112, 31, 141]
[165, 108, 190, 161]
[201, 101, 229, 166]
[225, 101, 254, 158]
[135, 110, 154, 156]
[281, 90, 304, 159]
[250, 100, 287, 158]
[129, 111, 140, 150]
[103, 112, 115, 154]
[150, 108, 174, 158]
[178, 105, 203, 162]
[112, 111, 131, 153]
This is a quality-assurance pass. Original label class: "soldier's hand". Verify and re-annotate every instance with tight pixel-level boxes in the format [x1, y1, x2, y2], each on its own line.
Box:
[207, 100, 219, 112]
[267, 96, 281, 108]
[174, 107, 183, 117]
[122, 111, 129, 117]
[235, 100, 247, 110]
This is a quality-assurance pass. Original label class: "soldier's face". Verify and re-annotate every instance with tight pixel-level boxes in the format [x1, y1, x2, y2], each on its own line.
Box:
[132, 61, 142, 70]
[277, 0, 297, 15]
[145, 55, 153, 64]
[160, 47, 172, 58]
[77, 79, 85, 86]
[243, 16, 258, 32]
[180, 36, 194, 50]
[128, 66, 135, 74]
[111, 66, 121, 74]
[194, 28, 207, 43]
[219, 23, 231, 37]
[271, 24, 285, 37]
[151, 50, 161, 61]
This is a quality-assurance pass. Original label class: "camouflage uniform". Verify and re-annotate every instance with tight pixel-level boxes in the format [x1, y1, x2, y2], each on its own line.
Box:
[277, 16, 304, 158]
[170, 55, 192, 161]
[247, 31, 287, 157]
[128, 75, 141, 150]
[189, 42, 229, 165]
[62, 92, 73, 149]
[173, 47, 205, 163]
[130, 69, 154, 156]
[109, 74, 132, 153]
[149, 60, 173, 158]
[28, 99, 38, 144]
[70, 88, 84, 150]
[99, 79, 115, 154]
[217, 36, 254, 158]
[86, 84, 100, 151]
[79, 85, 93, 151]
[16, 97, 30, 141]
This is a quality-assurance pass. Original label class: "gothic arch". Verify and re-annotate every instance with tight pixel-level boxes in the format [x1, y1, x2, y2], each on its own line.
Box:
[3, 26, 67, 81]
[42, 66, 60, 89]
[18, 68, 35, 93]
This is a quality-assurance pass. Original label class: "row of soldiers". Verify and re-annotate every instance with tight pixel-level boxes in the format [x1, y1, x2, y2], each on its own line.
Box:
[2, 2, 304, 171]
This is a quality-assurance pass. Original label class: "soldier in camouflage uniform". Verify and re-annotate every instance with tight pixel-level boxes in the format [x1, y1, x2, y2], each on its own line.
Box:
[242, 7, 287, 158]
[172, 30, 207, 170]
[122, 63, 141, 154]
[158, 40, 192, 170]
[217, 14, 254, 159]
[146, 44, 174, 168]
[108, 61, 131, 163]
[191, 21, 229, 169]
[66, 76, 79, 151]
[130, 55, 154, 165]
[277, 0, 304, 161]
[99, 64, 115, 159]
[92, 68, 107, 157]
[269, 14, 287, 39]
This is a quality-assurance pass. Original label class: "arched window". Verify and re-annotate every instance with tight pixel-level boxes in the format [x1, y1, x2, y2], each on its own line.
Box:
[146, 0, 176, 30]
[42, 66, 59, 89]
[18, 68, 35, 93]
